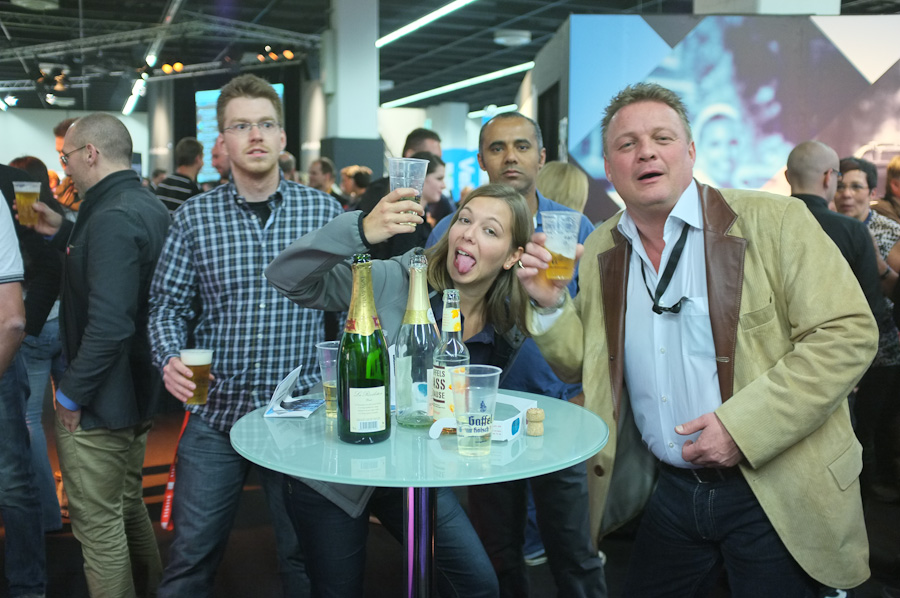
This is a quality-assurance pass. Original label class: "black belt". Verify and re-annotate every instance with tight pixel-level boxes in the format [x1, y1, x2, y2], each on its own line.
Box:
[659, 461, 743, 484]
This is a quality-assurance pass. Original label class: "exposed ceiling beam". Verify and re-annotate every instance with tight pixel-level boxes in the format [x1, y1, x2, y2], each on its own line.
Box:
[0, 11, 319, 64]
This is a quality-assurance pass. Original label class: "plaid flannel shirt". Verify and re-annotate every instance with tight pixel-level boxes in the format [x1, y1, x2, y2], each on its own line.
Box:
[149, 178, 343, 432]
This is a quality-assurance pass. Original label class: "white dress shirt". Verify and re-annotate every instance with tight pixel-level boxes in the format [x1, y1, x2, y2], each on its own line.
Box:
[617, 183, 721, 467]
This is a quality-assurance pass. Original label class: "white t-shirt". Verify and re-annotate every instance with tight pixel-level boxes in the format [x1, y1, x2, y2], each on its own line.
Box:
[0, 195, 24, 284]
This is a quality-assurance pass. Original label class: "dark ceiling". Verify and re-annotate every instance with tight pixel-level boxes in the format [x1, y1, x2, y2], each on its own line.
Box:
[0, 0, 898, 113]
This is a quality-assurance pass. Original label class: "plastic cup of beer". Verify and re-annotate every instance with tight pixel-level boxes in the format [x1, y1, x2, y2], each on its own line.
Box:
[541, 211, 580, 280]
[389, 157, 429, 204]
[13, 181, 42, 228]
[316, 341, 340, 418]
[449, 365, 501, 457]
[180, 349, 213, 406]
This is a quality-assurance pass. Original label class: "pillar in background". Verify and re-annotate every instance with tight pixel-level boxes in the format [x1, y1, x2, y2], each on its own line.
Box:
[319, 0, 383, 172]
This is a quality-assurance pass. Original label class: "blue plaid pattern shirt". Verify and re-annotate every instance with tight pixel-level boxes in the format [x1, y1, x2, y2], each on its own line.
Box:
[149, 178, 343, 432]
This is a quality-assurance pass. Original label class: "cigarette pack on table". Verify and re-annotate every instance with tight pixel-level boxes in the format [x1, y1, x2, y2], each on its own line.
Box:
[492, 394, 537, 442]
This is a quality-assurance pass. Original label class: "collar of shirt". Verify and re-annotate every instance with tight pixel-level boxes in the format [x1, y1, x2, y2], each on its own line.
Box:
[617, 181, 702, 274]
[227, 179, 285, 212]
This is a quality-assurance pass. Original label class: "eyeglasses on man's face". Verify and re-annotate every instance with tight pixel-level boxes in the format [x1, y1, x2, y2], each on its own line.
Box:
[836, 182, 869, 193]
[60, 145, 87, 166]
[223, 120, 281, 135]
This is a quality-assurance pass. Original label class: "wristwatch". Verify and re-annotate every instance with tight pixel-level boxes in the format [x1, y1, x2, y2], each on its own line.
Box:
[530, 294, 565, 315]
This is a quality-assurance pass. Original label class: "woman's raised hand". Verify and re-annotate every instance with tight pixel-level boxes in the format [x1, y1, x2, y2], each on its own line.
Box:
[361, 188, 425, 245]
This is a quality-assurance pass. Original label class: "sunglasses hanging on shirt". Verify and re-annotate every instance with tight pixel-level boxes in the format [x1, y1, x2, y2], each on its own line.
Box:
[640, 223, 689, 314]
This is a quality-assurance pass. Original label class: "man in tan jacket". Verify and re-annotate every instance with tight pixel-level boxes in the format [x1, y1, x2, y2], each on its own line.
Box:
[517, 82, 877, 595]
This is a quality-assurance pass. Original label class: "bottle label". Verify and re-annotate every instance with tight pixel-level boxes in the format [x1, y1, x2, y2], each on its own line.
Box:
[442, 307, 462, 332]
[349, 386, 386, 433]
[345, 315, 381, 336]
[431, 366, 454, 420]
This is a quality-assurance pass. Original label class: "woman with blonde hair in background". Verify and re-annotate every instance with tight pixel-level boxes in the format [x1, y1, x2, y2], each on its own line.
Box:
[536, 161, 589, 213]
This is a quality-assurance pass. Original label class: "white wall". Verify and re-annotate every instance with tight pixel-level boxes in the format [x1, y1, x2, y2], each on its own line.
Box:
[0, 109, 150, 176]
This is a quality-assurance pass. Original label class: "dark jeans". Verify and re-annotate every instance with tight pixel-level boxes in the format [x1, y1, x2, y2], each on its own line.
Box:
[283, 478, 498, 598]
[468, 461, 607, 598]
[623, 464, 818, 597]
[158, 414, 308, 598]
[0, 352, 46, 597]
[854, 364, 900, 486]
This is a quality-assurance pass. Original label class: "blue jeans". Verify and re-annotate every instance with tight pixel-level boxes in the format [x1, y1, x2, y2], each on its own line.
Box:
[468, 461, 606, 598]
[20, 318, 65, 531]
[0, 352, 46, 597]
[158, 414, 308, 598]
[623, 465, 819, 597]
[283, 478, 498, 598]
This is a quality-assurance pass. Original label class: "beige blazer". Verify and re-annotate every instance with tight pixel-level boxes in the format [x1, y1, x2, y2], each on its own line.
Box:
[530, 182, 878, 588]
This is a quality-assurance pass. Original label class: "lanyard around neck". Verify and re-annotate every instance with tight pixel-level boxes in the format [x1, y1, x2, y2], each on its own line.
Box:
[640, 223, 690, 314]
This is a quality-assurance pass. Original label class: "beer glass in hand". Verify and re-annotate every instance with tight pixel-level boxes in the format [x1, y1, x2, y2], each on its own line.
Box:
[181, 349, 213, 405]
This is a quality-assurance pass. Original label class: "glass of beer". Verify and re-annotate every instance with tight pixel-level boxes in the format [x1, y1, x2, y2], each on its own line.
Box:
[316, 340, 340, 418]
[181, 349, 213, 405]
[13, 181, 42, 228]
[449, 365, 501, 457]
[541, 211, 580, 280]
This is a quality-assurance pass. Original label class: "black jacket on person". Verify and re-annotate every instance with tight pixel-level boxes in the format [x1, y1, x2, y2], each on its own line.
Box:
[793, 193, 888, 326]
[53, 169, 169, 430]
[0, 164, 64, 337]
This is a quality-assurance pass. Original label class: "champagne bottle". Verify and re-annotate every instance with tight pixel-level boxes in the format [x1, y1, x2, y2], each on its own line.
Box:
[337, 254, 391, 444]
[432, 288, 469, 434]
[395, 250, 440, 428]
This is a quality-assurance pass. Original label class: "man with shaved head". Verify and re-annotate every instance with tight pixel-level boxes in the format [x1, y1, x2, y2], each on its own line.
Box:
[786, 141, 886, 322]
[28, 112, 169, 596]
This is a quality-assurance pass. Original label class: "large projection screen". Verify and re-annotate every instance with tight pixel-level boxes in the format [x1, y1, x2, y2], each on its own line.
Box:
[567, 15, 900, 220]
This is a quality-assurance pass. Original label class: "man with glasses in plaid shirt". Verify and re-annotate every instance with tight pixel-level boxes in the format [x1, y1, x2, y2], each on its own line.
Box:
[149, 74, 342, 597]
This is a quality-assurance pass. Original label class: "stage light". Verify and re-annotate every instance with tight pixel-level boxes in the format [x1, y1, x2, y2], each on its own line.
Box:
[381, 61, 534, 108]
[257, 54, 266, 62]
[162, 64, 173, 74]
[173, 62, 184, 72]
[122, 93, 138, 116]
[268, 52, 278, 61]
[376, 0, 479, 48]
[283, 50, 294, 60]
[0, 97, 7, 111]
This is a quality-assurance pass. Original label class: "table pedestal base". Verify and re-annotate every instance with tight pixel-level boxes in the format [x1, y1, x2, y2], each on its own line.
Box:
[406, 486, 436, 597]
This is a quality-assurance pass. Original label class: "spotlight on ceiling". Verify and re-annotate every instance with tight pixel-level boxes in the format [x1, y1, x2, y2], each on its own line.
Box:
[4, 95, 18, 107]
[173, 62, 184, 72]
[283, 50, 294, 60]
[162, 64, 173, 74]
[493, 29, 531, 47]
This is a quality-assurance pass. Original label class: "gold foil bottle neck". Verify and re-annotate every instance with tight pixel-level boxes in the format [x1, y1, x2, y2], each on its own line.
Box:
[345, 254, 380, 336]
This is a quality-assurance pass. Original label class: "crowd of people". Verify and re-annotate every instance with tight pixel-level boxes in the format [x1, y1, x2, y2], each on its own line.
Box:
[0, 71, 898, 598]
